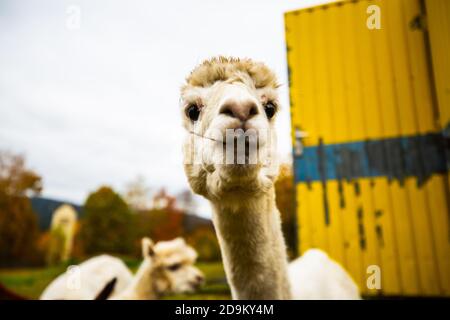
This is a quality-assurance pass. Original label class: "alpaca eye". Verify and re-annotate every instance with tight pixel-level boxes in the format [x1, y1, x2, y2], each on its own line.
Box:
[264, 102, 276, 119]
[167, 263, 182, 271]
[186, 104, 200, 121]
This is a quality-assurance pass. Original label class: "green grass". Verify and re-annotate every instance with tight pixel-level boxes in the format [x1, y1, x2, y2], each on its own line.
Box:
[0, 260, 231, 300]
[0, 265, 68, 299]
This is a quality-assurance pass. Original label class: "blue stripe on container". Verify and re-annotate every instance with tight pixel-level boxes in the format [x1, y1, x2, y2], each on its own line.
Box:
[294, 133, 448, 186]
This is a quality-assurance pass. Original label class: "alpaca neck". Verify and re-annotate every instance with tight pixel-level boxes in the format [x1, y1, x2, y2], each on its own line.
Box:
[119, 259, 156, 300]
[211, 187, 291, 299]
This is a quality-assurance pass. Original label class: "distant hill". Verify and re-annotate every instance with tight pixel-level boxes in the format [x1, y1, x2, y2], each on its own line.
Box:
[30, 196, 83, 230]
[182, 213, 213, 233]
[29, 196, 211, 232]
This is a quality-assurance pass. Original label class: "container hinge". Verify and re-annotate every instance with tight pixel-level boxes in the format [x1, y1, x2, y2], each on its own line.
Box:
[294, 128, 308, 156]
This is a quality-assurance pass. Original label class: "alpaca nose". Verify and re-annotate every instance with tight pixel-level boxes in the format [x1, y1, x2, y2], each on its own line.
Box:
[220, 100, 259, 122]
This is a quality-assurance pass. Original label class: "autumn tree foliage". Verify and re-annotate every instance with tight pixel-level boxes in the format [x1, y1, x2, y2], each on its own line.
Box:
[80, 186, 135, 255]
[137, 208, 183, 242]
[186, 225, 221, 262]
[135, 189, 183, 243]
[275, 163, 297, 258]
[0, 151, 43, 266]
[46, 227, 66, 265]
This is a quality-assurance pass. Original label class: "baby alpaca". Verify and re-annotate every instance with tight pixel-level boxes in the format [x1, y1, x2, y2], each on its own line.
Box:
[115, 237, 204, 300]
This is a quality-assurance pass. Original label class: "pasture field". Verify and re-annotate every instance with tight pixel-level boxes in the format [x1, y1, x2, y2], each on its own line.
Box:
[0, 260, 231, 300]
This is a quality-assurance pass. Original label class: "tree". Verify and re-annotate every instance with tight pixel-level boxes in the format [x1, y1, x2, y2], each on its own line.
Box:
[0, 151, 42, 196]
[0, 151, 43, 266]
[123, 175, 152, 211]
[46, 205, 77, 265]
[46, 226, 66, 265]
[275, 163, 297, 258]
[135, 189, 184, 243]
[185, 225, 221, 262]
[80, 186, 135, 255]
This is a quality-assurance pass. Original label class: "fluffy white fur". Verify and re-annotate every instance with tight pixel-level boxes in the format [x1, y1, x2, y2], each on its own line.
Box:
[181, 57, 290, 299]
[40, 254, 132, 300]
[289, 249, 361, 300]
[40, 238, 204, 300]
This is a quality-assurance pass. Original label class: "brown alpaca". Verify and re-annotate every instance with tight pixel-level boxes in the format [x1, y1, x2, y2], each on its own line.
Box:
[180, 57, 291, 299]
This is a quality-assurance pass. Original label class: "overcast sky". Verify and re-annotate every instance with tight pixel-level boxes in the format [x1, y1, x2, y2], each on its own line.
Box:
[0, 0, 329, 217]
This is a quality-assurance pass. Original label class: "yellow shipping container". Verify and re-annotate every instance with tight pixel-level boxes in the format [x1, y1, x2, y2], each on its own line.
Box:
[285, 0, 449, 297]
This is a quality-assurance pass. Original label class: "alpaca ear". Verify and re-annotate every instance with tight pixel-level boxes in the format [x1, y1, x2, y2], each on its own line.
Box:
[94, 277, 117, 300]
[141, 237, 155, 258]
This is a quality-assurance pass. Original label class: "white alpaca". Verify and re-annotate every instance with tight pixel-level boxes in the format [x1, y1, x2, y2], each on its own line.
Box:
[288, 249, 361, 300]
[180, 56, 360, 300]
[40, 238, 204, 300]
[115, 238, 204, 300]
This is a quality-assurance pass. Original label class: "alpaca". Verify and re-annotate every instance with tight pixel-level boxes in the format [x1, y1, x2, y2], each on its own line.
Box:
[180, 57, 291, 299]
[181, 57, 361, 300]
[109, 237, 157, 300]
[40, 237, 204, 300]
[288, 249, 361, 300]
[40, 254, 132, 300]
[113, 237, 204, 300]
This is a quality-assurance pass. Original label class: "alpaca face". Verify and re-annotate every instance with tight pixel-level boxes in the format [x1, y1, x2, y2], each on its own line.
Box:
[154, 263, 204, 294]
[181, 57, 280, 199]
[152, 238, 204, 294]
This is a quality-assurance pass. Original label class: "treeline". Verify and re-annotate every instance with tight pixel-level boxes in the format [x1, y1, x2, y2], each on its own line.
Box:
[0, 151, 297, 267]
[0, 151, 220, 267]
[73, 186, 221, 262]
[0, 152, 43, 267]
